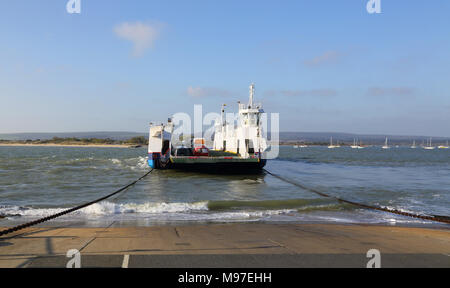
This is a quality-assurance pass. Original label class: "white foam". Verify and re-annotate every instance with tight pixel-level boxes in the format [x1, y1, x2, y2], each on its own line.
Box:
[118, 201, 209, 214]
[0, 202, 297, 224]
[136, 156, 148, 169]
[80, 202, 120, 215]
[0, 205, 66, 218]
[117, 156, 149, 171]
[0, 202, 437, 225]
[110, 159, 121, 165]
[0, 201, 209, 218]
[381, 205, 428, 216]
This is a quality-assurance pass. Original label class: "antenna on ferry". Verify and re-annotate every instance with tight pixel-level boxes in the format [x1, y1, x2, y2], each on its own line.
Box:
[249, 83, 255, 108]
[221, 104, 226, 127]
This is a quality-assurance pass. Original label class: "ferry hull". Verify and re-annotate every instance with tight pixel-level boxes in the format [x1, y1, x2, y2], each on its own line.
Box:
[169, 160, 266, 174]
[148, 153, 266, 174]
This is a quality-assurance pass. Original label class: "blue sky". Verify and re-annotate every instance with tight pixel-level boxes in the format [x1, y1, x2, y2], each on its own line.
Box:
[0, 0, 449, 136]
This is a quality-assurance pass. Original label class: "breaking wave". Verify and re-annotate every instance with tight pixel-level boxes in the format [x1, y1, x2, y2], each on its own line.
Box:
[0, 199, 436, 225]
[0, 198, 355, 222]
[0, 201, 209, 217]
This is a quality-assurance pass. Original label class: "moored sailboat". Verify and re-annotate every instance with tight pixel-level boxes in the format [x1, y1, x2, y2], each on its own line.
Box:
[350, 138, 359, 149]
[382, 137, 390, 149]
[328, 137, 339, 149]
[423, 138, 435, 150]
[438, 141, 449, 149]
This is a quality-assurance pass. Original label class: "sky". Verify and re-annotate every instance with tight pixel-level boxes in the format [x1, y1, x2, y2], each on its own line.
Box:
[0, 0, 449, 137]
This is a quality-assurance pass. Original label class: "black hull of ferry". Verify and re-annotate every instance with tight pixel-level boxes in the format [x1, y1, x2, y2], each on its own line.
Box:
[157, 160, 267, 174]
[173, 161, 266, 174]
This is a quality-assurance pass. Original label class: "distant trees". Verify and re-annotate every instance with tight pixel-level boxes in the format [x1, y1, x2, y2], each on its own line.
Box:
[0, 136, 149, 146]
[127, 136, 148, 145]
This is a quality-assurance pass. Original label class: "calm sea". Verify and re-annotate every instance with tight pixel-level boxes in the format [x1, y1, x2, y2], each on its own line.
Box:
[0, 146, 449, 227]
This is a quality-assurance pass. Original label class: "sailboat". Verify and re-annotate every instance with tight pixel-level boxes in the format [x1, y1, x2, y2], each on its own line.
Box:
[382, 137, 390, 149]
[357, 139, 365, 149]
[411, 140, 417, 149]
[438, 141, 449, 149]
[328, 137, 338, 149]
[423, 138, 435, 150]
[350, 138, 359, 149]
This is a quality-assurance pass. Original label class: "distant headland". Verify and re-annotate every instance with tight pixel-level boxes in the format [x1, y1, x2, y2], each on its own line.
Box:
[0, 134, 147, 148]
[0, 131, 449, 147]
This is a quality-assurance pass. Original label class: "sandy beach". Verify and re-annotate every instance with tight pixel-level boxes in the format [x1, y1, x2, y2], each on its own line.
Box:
[0, 223, 449, 268]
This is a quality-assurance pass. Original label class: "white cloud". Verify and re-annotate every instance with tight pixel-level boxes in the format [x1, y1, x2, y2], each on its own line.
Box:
[114, 21, 162, 57]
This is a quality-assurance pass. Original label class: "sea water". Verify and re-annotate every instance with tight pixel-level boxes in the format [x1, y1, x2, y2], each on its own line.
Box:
[0, 146, 449, 227]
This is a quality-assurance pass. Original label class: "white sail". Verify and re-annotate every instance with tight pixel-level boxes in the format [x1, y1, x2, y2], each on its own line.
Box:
[382, 137, 390, 149]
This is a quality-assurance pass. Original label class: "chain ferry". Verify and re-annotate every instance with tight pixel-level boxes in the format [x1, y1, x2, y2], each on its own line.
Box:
[147, 84, 268, 173]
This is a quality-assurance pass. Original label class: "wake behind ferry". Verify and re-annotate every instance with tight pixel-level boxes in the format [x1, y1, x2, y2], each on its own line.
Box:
[147, 84, 268, 173]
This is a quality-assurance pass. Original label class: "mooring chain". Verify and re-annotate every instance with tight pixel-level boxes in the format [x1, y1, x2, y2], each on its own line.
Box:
[2, 167, 447, 239]
[0, 169, 153, 237]
[264, 169, 450, 225]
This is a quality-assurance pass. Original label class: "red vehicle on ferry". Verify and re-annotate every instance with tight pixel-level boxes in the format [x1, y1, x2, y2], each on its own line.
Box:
[192, 138, 209, 156]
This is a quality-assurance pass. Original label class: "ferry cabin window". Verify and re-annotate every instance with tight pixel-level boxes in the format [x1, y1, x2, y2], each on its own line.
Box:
[242, 113, 249, 125]
[242, 113, 256, 126]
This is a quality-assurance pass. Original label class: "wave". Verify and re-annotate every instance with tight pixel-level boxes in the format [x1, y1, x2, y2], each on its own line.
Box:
[0, 200, 437, 225]
[297, 202, 355, 212]
[0, 201, 209, 218]
[0, 198, 352, 218]
[0, 201, 296, 223]
[207, 198, 336, 211]
[109, 156, 148, 170]
[38, 156, 148, 173]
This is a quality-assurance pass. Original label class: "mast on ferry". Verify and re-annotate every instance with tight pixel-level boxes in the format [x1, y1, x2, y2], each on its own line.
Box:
[248, 83, 255, 108]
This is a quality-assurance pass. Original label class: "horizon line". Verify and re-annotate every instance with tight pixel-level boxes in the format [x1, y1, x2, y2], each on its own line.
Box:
[1, 130, 449, 139]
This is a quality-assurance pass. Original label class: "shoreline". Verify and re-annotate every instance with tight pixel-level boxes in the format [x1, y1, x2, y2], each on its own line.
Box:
[1, 216, 448, 230]
[1, 223, 449, 268]
[0, 143, 140, 148]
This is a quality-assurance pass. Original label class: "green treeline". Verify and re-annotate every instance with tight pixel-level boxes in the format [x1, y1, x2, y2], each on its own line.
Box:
[0, 136, 148, 145]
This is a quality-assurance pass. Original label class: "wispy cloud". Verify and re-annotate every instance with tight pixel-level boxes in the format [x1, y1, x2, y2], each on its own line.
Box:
[264, 89, 338, 98]
[187, 86, 233, 99]
[304, 51, 341, 67]
[367, 87, 415, 97]
[114, 21, 163, 57]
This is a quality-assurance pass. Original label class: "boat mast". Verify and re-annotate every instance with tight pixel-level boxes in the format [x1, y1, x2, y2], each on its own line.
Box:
[221, 104, 226, 147]
[248, 83, 255, 108]
[221, 104, 226, 128]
